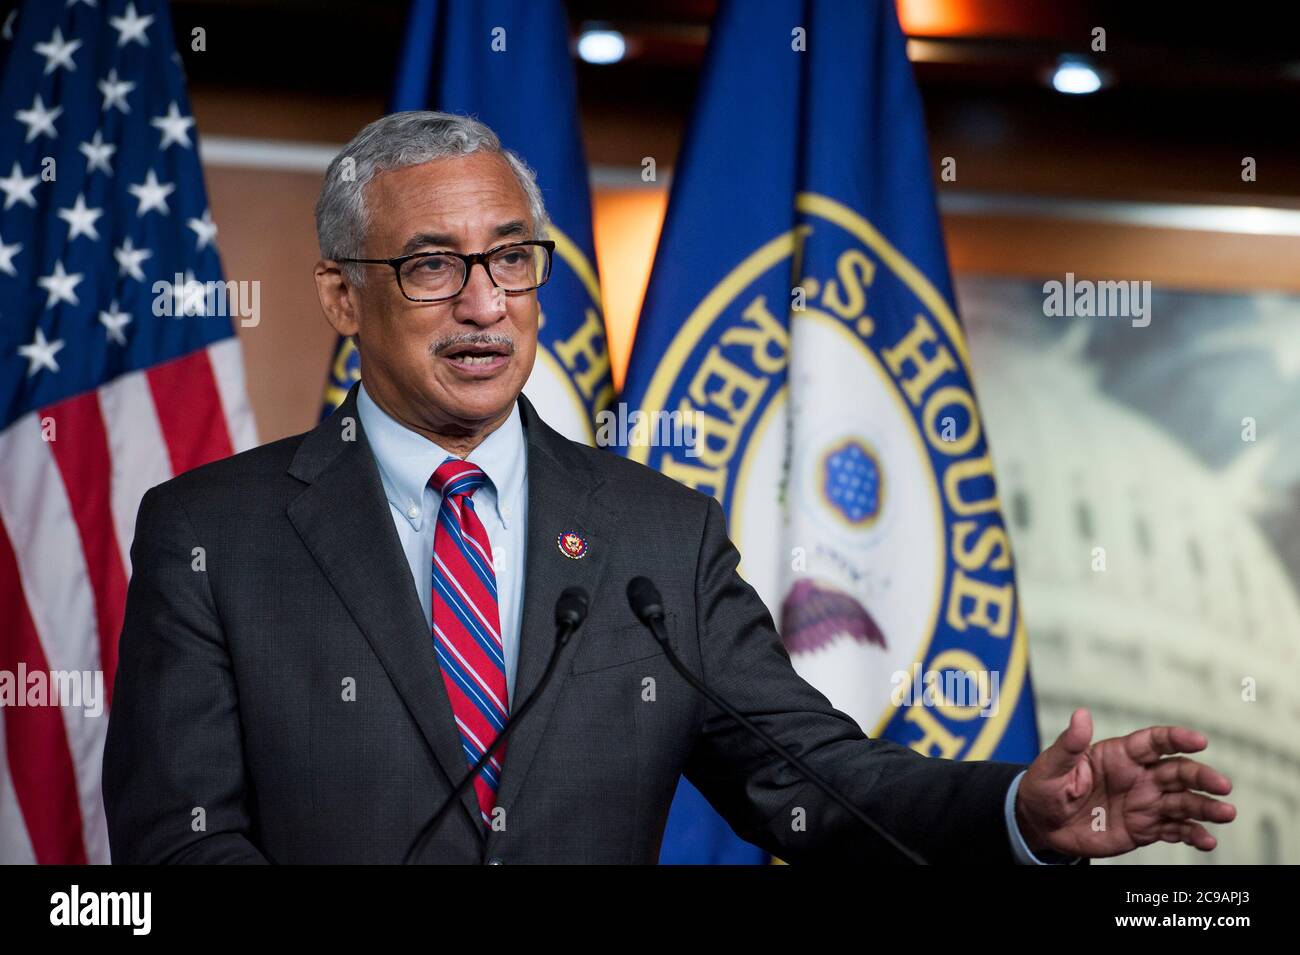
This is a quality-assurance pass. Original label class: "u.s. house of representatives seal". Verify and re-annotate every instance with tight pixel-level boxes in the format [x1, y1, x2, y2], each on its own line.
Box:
[630, 193, 1030, 760]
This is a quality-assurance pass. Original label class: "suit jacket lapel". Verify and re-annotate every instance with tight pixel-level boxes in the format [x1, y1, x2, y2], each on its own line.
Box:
[485, 394, 613, 846]
[285, 382, 484, 837]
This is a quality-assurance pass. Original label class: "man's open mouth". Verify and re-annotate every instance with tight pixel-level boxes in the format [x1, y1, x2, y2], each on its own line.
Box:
[441, 342, 512, 370]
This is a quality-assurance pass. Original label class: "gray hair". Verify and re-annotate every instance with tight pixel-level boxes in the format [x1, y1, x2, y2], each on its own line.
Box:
[315, 111, 550, 285]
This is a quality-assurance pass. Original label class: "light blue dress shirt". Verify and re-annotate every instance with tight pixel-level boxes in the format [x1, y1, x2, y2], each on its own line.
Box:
[1007, 769, 1083, 864]
[357, 381, 1064, 864]
[357, 381, 528, 704]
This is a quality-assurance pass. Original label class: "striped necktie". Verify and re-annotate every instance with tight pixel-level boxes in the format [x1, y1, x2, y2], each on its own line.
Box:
[429, 458, 508, 827]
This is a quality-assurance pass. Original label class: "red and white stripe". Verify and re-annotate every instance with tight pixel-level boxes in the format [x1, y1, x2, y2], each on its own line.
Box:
[0, 339, 257, 864]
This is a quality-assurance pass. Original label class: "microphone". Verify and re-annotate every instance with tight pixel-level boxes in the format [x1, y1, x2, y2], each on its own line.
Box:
[626, 576, 929, 865]
[403, 585, 590, 864]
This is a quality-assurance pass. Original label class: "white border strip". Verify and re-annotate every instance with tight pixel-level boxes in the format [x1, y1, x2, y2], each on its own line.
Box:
[200, 135, 340, 172]
[939, 192, 1300, 237]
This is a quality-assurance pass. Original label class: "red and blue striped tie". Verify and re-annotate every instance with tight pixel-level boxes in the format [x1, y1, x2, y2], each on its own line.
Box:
[429, 458, 508, 827]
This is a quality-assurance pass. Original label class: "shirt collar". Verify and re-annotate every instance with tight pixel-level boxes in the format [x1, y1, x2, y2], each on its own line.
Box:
[356, 380, 526, 531]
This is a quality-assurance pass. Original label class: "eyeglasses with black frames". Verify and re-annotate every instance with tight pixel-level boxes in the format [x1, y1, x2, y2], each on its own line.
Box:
[337, 240, 555, 303]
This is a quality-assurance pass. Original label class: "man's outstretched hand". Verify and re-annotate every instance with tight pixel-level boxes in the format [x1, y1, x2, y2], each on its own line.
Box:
[1015, 708, 1236, 859]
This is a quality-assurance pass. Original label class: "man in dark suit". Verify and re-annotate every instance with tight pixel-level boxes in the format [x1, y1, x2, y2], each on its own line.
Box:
[102, 112, 1236, 864]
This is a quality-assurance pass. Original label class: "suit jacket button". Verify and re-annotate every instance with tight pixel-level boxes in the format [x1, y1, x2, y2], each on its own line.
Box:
[487, 856, 505, 865]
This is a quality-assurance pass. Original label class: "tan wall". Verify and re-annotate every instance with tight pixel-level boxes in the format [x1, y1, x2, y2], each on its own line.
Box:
[209, 166, 336, 443]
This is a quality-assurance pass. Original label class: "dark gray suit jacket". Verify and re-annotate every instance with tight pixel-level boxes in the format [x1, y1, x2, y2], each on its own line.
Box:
[102, 381, 1026, 864]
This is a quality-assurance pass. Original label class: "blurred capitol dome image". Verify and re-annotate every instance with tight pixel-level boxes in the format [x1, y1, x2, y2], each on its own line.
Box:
[962, 286, 1300, 864]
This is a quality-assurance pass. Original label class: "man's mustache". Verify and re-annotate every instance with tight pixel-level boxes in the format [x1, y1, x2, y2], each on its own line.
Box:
[430, 332, 516, 356]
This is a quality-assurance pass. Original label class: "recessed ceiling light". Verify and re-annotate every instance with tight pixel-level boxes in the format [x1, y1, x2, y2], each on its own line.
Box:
[577, 27, 626, 65]
[1051, 56, 1105, 95]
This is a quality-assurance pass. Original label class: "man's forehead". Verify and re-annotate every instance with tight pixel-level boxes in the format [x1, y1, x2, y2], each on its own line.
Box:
[370, 152, 523, 203]
[366, 153, 530, 243]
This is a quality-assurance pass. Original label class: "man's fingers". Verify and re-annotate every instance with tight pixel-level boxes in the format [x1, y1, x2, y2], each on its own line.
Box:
[1126, 725, 1208, 765]
[1182, 822, 1216, 851]
[1158, 791, 1237, 824]
[1040, 707, 1093, 776]
[1157, 821, 1216, 851]
[1153, 757, 1233, 796]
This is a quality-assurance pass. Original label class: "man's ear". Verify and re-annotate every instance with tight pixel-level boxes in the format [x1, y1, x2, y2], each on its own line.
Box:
[315, 259, 360, 336]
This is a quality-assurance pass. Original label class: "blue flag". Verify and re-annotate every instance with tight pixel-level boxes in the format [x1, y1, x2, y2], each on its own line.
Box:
[622, 0, 1042, 864]
[321, 0, 611, 440]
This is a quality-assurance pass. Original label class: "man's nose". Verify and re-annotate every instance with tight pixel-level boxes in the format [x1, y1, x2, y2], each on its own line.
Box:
[452, 259, 507, 324]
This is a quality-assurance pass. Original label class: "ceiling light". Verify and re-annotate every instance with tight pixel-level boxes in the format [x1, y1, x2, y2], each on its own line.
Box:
[1051, 56, 1104, 94]
[577, 27, 626, 65]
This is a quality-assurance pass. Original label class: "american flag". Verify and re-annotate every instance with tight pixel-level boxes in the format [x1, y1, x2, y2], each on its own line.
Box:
[0, 0, 256, 863]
